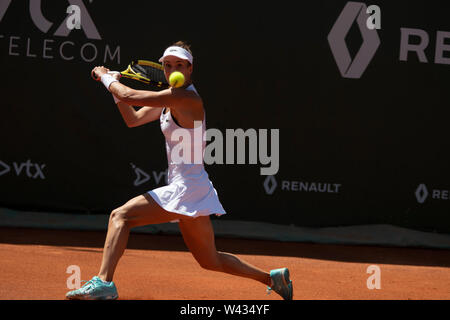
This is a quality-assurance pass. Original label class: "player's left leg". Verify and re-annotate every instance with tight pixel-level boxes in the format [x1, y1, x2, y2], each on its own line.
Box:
[178, 216, 293, 299]
[178, 216, 271, 286]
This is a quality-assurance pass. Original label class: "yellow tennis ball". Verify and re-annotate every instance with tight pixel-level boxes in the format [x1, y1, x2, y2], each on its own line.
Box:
[169, 71, 185, 88]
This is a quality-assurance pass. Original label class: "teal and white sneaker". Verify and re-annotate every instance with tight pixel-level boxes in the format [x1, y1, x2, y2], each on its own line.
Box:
[267, 268, 293, 300]
[66, 276, 118, 300]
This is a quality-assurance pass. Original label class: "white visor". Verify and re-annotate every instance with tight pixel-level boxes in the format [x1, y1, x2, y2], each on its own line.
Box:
[159, 46, 193, 64]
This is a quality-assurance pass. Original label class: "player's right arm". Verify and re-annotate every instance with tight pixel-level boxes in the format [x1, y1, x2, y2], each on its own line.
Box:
[115, 101, 161, 128]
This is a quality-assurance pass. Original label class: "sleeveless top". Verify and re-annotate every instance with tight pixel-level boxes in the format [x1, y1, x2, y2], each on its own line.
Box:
[147, 85, 226, 218]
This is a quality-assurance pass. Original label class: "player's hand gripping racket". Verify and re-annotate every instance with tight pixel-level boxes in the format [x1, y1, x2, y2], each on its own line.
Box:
[91, 60, 169, 89]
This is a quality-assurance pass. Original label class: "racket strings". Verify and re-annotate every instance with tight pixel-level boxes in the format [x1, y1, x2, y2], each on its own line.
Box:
[131, 63, 167, 84]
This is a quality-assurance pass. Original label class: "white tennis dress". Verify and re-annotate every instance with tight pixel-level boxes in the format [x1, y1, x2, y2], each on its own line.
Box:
[147, 85, 226, 219]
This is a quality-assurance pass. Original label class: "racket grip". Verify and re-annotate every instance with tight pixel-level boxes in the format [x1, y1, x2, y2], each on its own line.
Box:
[108, 71, 122, 79]
[91, 69, 99, 80]
[91, 71, 121, 81]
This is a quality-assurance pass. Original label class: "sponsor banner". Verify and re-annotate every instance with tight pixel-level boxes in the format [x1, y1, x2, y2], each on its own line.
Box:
[263, 176, 342, 196]
[0, 0, 120, 63]
[0, 1, 449, 232]
[0, 159, 46, 180]
[415, 184, 450, 204]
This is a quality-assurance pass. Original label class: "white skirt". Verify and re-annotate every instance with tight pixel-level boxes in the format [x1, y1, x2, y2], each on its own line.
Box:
[147, 173, 226, 220]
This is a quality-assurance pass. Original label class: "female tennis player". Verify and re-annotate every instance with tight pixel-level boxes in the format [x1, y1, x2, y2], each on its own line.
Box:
[66, 41, 293, 300]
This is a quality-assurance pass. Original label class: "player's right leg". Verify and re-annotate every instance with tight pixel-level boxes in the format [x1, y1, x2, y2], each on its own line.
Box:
[66, 193, 189, 300]
[97, 193, 187, 282]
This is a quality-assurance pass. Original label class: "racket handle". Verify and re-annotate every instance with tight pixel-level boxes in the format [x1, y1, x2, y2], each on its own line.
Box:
[108, 71, 121, 79]
[91, 70, 121, 81]
[91, 69, 99, 80]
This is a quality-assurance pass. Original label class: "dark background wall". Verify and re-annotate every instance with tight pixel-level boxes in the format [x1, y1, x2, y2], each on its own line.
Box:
[1, 1, 449, 233]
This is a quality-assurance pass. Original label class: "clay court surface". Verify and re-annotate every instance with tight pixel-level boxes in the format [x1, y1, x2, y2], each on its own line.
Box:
[0, 227, 449, 300]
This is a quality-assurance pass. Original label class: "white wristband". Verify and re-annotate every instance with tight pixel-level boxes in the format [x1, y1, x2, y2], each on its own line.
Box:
[101, 73, 118, 92]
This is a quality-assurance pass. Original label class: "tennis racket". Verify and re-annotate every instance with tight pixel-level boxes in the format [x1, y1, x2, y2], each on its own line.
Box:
[92, 60, 169, 89]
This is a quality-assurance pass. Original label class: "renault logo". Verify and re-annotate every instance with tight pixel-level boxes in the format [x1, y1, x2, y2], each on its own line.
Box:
[415, 184, 429, 204]
[263, 175, 277, 195]
[328, 2, 381, 79]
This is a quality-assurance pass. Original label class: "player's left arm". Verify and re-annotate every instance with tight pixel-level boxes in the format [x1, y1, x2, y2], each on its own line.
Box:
[92, 66, 202, 117]
[110, 82, 200, 111]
